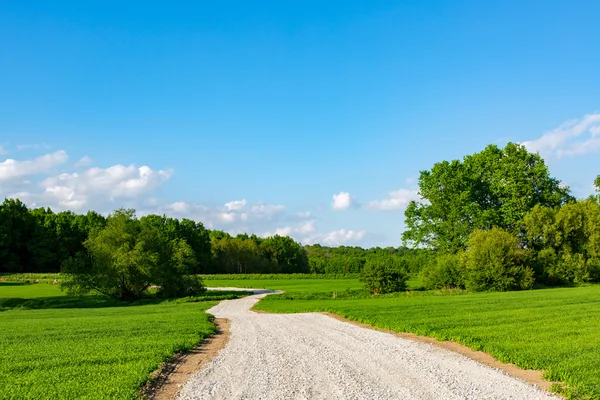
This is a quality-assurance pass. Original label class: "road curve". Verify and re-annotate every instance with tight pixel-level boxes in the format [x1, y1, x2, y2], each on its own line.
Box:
[178, 289, 558, 400]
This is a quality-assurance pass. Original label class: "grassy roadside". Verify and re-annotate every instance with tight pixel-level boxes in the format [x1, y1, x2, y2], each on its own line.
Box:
[0, 283, 246, 400]
[254, 285, 600, 399]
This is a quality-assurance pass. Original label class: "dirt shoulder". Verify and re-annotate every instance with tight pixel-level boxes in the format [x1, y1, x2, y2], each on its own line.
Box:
[143, 318, 231, 400]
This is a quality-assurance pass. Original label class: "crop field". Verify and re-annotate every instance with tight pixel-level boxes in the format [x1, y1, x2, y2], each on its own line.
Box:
[254, 284, 600, 399]
[0, 283, 244, 400]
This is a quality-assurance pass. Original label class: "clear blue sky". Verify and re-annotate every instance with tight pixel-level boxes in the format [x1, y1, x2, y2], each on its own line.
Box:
[1, 1, 599, 247]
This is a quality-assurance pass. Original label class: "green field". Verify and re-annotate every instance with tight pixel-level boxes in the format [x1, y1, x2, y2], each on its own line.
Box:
[4, 277, 600, 399]
[0, 283, 245, 400]
[204, 277, 422, 295]
[254, 284, 600, 399]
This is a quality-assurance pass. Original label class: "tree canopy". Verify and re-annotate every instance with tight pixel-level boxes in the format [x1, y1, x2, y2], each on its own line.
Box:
[61, 209, 204, 301]
[403, 143, 573, 252]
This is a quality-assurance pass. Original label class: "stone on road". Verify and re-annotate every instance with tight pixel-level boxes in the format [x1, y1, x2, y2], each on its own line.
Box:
[178, 290, 558, 400]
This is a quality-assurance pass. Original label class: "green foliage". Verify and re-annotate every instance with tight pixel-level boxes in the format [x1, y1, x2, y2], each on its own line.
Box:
[305, 244, 434, 275]
[0, 199, 106, 273]
[255, 285, 600, 399]
[139, 214, 211, 274]
[420, 253, 465, 290]
[463, 228, 534, 291]
[403, 143, 572, 251]
[209, 233, 309, 274]
[360, 257, 408, 294]
[61, 209, 205, 301]
[524, 200, 600, 284]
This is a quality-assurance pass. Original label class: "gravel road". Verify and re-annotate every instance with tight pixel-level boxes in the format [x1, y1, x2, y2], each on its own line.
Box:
[178, 289, 559, 400]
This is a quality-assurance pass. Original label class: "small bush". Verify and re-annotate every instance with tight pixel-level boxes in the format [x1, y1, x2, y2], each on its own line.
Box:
[464, 228, 534, 292]
[360, 257, 408, 294]
[420, 253, 465, 290]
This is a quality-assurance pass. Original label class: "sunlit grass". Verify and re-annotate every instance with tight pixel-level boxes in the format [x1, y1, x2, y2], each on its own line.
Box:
[0, 283, 245, 400]
[255, 285, 600, 399]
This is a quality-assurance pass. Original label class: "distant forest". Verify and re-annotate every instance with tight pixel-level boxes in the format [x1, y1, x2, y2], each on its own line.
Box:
[0, 198, 431, 275]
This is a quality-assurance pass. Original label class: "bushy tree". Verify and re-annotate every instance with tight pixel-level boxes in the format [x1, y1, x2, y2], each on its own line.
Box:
[61, 209, 204, 301]
[420, 253, 465, 290]
[360, 257, 408, 294]
[524, 200, 600, 284]
[463, 228, 534, 291]
[403, 143, 572, 251]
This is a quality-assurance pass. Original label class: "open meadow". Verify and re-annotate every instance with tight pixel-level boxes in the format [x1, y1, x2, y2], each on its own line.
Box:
[0, 282, 246, 400]
[252, 283, 600, 399]
[2, 275, 600, 399]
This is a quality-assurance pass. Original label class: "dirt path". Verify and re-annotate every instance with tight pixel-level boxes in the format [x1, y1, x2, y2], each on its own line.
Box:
[178, 289, 559, 400]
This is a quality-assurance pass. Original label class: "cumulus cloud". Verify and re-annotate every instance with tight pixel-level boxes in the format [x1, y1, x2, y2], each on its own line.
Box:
[366, 188, 420, 211]
[1, 151, 173, 212]
[224, 199, 247, 211]
[332, 192, 354, 210]
[38, 165, 172, 210]
[303, 228, 366, 246]
[264, 218, 366, 246]
[0, 151, 68, 183]
[162, 199, 287, 231]
[522, 113, 600, 158]
[74, 156, 92, 168]
[265, 219, 317, 238]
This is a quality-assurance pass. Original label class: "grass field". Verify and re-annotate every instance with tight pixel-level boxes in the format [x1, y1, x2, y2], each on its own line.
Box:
[4, 276, 600, 399]
[254, 285, 600, 399]
[0, 283, 245, 400]
[204, 277, 422, 295]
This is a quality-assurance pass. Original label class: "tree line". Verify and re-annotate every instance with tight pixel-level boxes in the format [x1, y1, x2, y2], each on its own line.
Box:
[0, 202, 310, 275]
[0, 200, 434, 277]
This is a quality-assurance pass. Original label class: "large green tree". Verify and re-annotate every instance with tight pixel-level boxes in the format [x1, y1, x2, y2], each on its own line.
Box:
[403, 143, 572, 251]
[61, 209, 204, 300]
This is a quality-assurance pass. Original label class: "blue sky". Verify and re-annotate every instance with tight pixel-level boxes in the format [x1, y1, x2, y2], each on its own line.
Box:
[1, 1, 599, 247]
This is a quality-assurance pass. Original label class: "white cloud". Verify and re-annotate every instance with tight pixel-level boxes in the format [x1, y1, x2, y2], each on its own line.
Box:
[0, 151, 68, 182]
[366, 188, 420, 211]
[40, 164, 172, 207]
[522, 113, 600, 158]
[251, 203, 286, 217]
[266, 219, 317, 239]
[8, 162, 173, 212]
[332, 191, 353, 211]
[0, 146, 7, 155]
[274, 226, 294, 236]
[297, 220, 316, 234]
[303, 229, 366, 246]
[168, 201, 190, 213]
[74, 156, 92, 168]
[224, 199, 247, 211]
[161, 199, 288, 232]
[219, 212, 237, 223]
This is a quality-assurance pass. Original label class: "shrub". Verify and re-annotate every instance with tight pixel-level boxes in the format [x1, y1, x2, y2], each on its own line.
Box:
[464, 228, 534, 292]
[420, 253, 465, 290]
[360, 257, 408, 294]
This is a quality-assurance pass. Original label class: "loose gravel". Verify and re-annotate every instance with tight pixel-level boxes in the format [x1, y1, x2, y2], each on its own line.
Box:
[178, 289, 559, 400]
